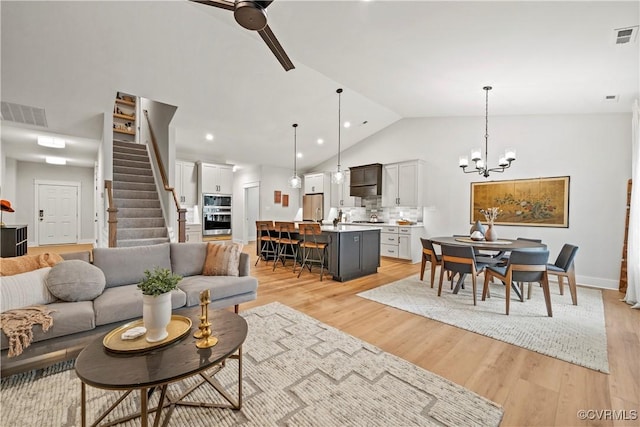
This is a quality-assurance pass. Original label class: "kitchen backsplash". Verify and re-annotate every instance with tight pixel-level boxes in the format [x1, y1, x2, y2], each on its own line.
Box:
[332, 197, 423, 223]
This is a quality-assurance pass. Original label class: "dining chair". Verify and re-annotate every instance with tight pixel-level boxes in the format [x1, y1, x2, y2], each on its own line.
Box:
[255, 220, 276, 266]
[272, 221, 300, 272]
[297, 223, 328, 281]
[438, 244, 489, 306]
[547, 244, 579, 305]
[482, 249, 552, 316]
[419, 238, 442, 288]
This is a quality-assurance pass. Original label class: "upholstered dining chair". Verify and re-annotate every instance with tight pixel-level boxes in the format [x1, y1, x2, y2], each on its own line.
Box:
[482, 249, 552, 316]
[419, 238, 442, 288]
[547, 244, 579, 305]
[438, 244, 489, 306]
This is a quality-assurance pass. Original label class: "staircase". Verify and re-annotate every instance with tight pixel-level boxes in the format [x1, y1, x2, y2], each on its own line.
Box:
[112, 140, 169, 247]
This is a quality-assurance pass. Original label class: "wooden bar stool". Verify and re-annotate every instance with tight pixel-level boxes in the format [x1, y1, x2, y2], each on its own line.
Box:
[255, 220, 276, 266]
[272, 221, 300, 271]
[297, 223, 328, 281]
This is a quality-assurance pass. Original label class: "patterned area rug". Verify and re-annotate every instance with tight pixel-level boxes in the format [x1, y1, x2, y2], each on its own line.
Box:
[0, 302, 503, 426]
[358, 275, 609, 373]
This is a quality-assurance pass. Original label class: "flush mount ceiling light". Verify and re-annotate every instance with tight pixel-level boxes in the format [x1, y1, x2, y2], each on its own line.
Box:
[45, 156, 66, 165]
[459, 86, 516, 178]
[288, 123, 302, 189]
[331, 88, 345, 184]
[317, 138, 324, 145]
[38, 136, 65, 148]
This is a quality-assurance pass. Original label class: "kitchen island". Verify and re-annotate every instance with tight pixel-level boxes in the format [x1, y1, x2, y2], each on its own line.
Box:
[256, 223, 381, 282]
[320, 224, 381, 282]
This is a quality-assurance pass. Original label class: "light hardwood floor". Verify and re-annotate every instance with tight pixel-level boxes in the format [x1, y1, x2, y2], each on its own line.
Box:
[242, 243, 639, 427]
[28, 242, 639, 426]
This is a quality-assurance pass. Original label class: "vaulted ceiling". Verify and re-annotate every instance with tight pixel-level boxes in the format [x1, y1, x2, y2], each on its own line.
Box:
[1, 1, 638, 170]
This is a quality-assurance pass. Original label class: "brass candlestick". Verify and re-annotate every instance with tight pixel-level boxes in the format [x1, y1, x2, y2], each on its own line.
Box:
[195, 289, 218, 348]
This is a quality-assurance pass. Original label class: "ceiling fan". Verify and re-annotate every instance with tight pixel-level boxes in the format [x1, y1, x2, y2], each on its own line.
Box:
[190, 0, 295, 71]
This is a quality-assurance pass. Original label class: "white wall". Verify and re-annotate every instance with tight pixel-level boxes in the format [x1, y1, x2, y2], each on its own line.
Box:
[231, 164, 302, 243]
[314, 113, 631, 289]
[14, 161, 95, 244]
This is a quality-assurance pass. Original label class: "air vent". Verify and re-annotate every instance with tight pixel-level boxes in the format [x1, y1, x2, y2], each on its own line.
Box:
[614, 26, 638, 45]
[605, 95, 619, 102]
[0, 101, 48, 127]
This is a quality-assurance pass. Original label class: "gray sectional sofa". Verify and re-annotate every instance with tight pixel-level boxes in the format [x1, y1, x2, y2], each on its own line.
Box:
[1, 242, 258, 376]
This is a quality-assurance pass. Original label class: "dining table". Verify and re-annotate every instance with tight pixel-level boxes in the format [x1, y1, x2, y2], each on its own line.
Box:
[429, 236, 547, 300]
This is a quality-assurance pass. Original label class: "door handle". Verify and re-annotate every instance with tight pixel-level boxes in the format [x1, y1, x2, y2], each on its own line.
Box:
[39, 209, 44, 221]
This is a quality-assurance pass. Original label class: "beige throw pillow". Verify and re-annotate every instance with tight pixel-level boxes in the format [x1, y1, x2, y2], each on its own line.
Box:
[202, 243, 243, 277]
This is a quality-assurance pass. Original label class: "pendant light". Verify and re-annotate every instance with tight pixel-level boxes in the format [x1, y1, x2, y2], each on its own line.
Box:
[288, 123, 302, 188]
[331, 88, 345, 184]
[459, 86, 516, 178]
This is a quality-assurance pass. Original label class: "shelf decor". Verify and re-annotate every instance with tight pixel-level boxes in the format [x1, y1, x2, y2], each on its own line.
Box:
[470, 176, 570, 227]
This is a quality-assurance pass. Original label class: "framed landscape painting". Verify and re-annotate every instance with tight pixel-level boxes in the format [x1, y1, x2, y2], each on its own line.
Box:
[470, 176, 570, 227]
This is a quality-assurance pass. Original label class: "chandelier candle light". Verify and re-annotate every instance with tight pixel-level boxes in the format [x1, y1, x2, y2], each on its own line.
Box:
[331, 88, 345, 184]
[288, 123, 302, 188]
[459, 86, 516, 178]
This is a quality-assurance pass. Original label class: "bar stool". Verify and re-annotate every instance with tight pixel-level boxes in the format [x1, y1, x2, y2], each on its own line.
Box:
[272, 221, 300, 271]
[297, 223, 328, 281]
[255, 220, 276, 266]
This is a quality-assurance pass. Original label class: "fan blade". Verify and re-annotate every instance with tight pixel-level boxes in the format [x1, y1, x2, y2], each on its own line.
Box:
[189, 0, 235, 11]
[258, 25, 295, 71]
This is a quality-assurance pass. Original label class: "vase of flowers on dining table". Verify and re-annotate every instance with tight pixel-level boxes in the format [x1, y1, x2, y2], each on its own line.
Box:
[480, 207, 502, 242]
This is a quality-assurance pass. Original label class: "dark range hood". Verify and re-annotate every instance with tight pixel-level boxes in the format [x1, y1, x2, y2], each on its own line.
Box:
[349, 163, 382, 198]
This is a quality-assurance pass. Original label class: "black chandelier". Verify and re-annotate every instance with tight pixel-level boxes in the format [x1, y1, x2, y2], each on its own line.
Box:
[459, 86, 516, 178]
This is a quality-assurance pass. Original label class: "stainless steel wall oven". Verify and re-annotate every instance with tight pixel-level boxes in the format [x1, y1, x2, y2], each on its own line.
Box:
[203, 195, 231, 235]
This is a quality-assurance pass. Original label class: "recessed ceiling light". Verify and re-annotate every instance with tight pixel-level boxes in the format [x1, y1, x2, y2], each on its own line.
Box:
[317, 138, 324, 145]
[45, 156, 66, 165]
[205, 133, 214, 141]
[343, 121, 351, 128]
[38, 136, 65, 148]
[232, 165, 238, 172]
[297, 152, 303, 158]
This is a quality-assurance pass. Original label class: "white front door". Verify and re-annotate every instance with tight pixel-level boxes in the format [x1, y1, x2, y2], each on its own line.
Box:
[38, 183, 78, 245]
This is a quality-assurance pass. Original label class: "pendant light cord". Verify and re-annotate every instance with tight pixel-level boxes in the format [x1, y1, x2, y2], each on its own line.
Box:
[293, 123, 298, 175]
[337, 88, 343, 171]
[483, 86, 491, 166]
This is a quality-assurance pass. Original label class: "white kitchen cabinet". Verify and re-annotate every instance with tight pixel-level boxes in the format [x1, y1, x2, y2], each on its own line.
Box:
[304, 172, 326, 194]
[379, 225, 426, 263]
[185, 223, 202, 242]
[330, 170, 360, 208]
[199, 162, 233, 195]
[176, 160, 198, 206]
[382, 160, 425, 207]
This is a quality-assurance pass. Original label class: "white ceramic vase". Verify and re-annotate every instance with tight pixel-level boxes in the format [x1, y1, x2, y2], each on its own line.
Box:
[142, 292, 172, 343]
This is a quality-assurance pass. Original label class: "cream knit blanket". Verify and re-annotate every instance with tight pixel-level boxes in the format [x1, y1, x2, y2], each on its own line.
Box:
[1, 305, 54, 357]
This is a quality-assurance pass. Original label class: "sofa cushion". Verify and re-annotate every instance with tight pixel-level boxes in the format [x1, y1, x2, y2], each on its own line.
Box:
[45, 260, 106, 302]
[179, 275, 258, 307]
[0, 301, 95, 351]
[0, 267, 57, 312]
[202, 243, 243, 277]
[93, 284, 186, 326]
[170, 243, 207, 277]
[93, 243, 171, 288]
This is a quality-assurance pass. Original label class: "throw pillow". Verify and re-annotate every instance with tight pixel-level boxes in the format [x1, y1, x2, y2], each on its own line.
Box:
[202, 243, 243, 277]
[0, 254, 49, 277]
[40, 252, 65, 267]
[45, 260, 106, 302]
[0, 267, 56, 312]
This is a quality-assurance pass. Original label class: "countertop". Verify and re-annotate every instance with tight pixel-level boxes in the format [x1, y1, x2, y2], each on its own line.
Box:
[341, 222, 425, 228]
[320, 224, 383, 233]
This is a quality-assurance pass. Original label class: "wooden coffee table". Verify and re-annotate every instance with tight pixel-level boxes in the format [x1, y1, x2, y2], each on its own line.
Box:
[75, 306, 247, 427]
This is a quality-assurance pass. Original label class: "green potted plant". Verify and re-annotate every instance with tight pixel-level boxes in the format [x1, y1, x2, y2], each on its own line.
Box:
[137, 267, 182, 342]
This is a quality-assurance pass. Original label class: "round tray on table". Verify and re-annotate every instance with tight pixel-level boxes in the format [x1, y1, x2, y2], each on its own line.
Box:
[103, 315, 192, 354]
